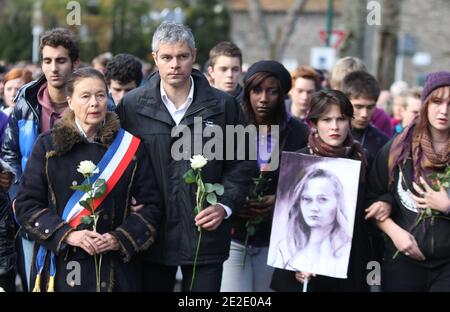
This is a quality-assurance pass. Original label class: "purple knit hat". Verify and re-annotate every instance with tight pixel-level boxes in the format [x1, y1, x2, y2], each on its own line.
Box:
[421, 71, 450, 102]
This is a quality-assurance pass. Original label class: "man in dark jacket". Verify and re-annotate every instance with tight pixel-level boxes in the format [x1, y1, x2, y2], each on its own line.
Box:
[0, 28, 80, 291]
[341, 71, 389, 160]
[116, 21, 256, 292]
[105, 53, 143, 106]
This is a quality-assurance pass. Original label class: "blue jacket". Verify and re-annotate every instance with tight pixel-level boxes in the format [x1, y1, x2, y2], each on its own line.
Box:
[1, 76, 46, 182]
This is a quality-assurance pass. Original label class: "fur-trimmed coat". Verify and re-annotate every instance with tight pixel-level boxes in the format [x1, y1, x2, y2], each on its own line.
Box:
[14, 111, 161, 292]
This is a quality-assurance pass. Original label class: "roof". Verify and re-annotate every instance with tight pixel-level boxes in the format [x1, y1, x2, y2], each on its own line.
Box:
[228, 0, 342, 13]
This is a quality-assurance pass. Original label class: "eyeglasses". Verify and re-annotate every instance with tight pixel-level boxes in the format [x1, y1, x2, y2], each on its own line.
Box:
[77, 93, 107, 105]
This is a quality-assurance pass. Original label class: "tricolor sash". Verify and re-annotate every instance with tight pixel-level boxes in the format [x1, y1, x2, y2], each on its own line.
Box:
[33, 128, 141, 292]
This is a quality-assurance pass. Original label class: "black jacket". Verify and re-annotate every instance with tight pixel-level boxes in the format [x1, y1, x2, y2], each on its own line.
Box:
[366, 139, 450, 268]
[231, 117, 309, 246]
[14, 112, 161, 291]
[116, 69, 256, 265]
[352, 124, 389, 162]
[0, 191, 15, 277]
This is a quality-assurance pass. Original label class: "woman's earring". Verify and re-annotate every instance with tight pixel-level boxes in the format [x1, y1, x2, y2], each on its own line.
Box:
[311, 127, 317, 134]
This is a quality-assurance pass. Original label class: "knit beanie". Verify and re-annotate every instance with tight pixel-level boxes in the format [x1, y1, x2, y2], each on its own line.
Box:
[421, 71, 450, 102]
[244, 60, 292, 95]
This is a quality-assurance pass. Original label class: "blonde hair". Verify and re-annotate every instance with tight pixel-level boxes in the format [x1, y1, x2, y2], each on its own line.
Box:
[330, 57, 366, 90]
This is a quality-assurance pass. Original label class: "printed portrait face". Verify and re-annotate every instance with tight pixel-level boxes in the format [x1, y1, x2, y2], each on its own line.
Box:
[299, 177, 338, 229]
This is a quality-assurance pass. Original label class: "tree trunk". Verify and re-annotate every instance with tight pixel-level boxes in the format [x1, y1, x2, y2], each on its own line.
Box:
[247, 0, 308, 60]
[374, 0, 400, 89]
[340, 0, 366, 58]
[274, 0, 307, 60]
[247, 0, 271, 58]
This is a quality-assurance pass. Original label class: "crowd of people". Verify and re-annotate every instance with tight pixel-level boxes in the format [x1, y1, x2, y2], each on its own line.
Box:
[0, 21, 449, 292]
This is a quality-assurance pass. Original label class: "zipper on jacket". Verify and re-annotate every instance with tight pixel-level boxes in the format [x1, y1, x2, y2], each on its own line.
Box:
[431, 216, 435, 255]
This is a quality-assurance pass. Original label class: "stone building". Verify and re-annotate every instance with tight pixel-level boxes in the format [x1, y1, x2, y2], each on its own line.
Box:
[227, 0, 450, 87]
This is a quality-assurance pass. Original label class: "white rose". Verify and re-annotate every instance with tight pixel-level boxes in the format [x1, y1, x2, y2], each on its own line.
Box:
[190, 155, 207, 170]
[77, 160, 98, 176]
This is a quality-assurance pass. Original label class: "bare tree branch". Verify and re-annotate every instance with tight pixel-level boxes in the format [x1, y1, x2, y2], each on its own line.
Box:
[247, 0, 271, 56]
[274, 0, 307, 60]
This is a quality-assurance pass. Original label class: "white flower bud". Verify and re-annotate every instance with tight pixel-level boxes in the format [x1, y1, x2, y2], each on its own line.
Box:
[77, 160, 97, 176]
[190, 155, 207, 170]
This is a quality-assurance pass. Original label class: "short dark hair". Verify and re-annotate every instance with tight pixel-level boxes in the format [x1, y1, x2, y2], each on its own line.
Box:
[66, 67, 107, 97]
[341, 71, 380, 102]
[209, 41, 242, 67]
[40, 28, 79, 63]
[105, 54, 143, 85]
[306, 89, 354, 126]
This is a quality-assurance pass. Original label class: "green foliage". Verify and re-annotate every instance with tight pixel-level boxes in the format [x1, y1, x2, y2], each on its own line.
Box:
[79, 199, 90, 211]
[249, 172, 272, 202]
[0, 0, 33, 62]
[71, 183, 92, 193]
[429, 165, 450, 190]
[92, 178, 107, 199]
[206, 192, 217, 205]
[213, 183, 224, 196]
[0, 0, 230, 65]
[183, 169, 196, 184]
[181, 0, 230, 66]
[81, 215, 94, 225]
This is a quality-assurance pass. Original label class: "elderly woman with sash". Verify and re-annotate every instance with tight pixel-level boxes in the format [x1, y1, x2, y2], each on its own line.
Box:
[14, 67, 161, 292]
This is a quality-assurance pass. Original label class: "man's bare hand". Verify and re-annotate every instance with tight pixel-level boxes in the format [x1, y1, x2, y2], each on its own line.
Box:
[195, 204, 226, 231]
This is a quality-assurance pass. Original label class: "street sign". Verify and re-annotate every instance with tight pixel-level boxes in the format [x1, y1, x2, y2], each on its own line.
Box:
[319, 29, 346, 49]
[310, 47, 336, 72]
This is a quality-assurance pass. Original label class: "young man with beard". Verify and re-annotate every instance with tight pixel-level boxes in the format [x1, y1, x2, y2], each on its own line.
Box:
[1, 28, 80, 291]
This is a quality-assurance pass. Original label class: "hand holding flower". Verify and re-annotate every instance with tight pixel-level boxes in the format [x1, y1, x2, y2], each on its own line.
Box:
[195, 204, 226, 231]
[70, 160, 106, 291]
[295, 271, 316, 284]
[411, 177, 450, 214]
[183, 155, 224, 291]
[246, 194, 275, 219]
[389, 224, 425, 261]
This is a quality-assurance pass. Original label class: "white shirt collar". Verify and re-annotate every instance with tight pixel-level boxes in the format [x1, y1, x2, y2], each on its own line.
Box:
[160, 76, 194, 125]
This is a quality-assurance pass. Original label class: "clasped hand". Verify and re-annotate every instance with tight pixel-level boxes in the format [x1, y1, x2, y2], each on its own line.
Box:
[65, 230, 120, 256]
